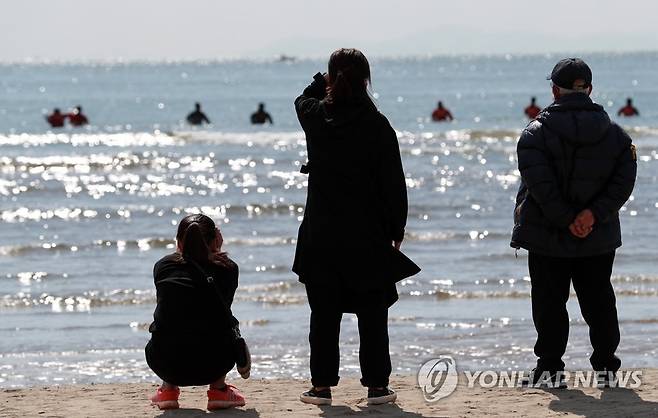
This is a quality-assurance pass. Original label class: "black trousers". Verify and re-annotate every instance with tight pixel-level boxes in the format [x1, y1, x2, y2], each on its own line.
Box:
[308, 308, 392, 388]
[146, 334, 236, 387]
[528, 251, 621, 372]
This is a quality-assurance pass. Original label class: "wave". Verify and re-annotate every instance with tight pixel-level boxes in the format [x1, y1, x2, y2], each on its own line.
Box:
[399, 287, 658, 300]
[0, 289, 155, 310]
[0, 239, 175, 256]
[0, 347, 145, 359]
[625, 126, 658, 140]
[3, 126, 657, 150]
[0, 288, 308, 310]
[0, 203, 308, 223]
[0, 132, 180, 148]
[0, 131, 306, 148]
[171, 130, 306, 146]
[405, 230, 510, 242]
[1, 272, 69, 284]
[0, 153, 153, 170]
[2, 278, 656, 311]
[0, 228, 513, 256]
[0, 235, 298, 256]
[2, 203, 513, 224]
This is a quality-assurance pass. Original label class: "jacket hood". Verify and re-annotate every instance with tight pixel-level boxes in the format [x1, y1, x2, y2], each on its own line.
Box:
[537, 93, 611, 146]
[322, 94, 377, 127]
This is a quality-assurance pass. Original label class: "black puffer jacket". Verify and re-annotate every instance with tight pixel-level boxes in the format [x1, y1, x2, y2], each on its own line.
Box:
[292, 73, 409, 292]
[511, 93, 637, 257]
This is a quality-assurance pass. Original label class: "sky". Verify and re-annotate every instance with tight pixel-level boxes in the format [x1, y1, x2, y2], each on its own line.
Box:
[2, 0, 657, 61]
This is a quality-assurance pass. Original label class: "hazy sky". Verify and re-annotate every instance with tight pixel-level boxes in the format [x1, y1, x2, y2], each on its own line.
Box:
[2, 0, 657, 61]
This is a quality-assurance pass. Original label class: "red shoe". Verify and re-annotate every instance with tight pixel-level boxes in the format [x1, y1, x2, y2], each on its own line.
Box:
[150, 386, 180, 410]
[207, 384, 246, 410]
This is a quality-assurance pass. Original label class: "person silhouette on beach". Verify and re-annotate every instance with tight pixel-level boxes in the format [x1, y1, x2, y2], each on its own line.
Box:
[145, 214, 249, 411]
[511, 58, 637, 388]
[617, 98, 639, 117]
[294, 48, 419, 407]
[431, 101, 453, 122]
[67, 106, 88, 127]
[46, 108, 66, 128]
[186, 102, 211, 125]
[250, 103, 273, 125]
[524, 97, 541, 119]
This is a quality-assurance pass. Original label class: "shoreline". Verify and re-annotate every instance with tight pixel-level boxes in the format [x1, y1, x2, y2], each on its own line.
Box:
[2, 370, 656, 417]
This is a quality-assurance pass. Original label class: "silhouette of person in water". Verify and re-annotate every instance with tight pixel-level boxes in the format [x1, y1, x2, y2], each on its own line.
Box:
[67, 106, 89, 127]
[431, 101, 453, 122]
[524, 97, 542, 119]
[250, 103, 273, 125]
[186, 102, 211, 125]
[46, 108, 66, 128]
[617, 98, 639, 117]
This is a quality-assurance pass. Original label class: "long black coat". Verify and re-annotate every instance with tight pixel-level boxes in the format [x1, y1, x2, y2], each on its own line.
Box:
[511, 93, 637, 257]
[292, 73, 408, 296]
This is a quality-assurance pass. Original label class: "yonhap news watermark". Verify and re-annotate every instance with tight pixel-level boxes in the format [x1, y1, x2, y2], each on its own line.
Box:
[417, 356, 643, 402]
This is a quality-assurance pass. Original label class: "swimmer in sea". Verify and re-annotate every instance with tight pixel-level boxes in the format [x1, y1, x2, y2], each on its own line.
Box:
[617, 98, 639, 117]
[46, 108, 66, 128]
[431, 101, 453, 122]
[250, 103, 273, 125]
[67, 106, 89, 127]
[186, 102, 211, 126]
[524, 97, 541, 119]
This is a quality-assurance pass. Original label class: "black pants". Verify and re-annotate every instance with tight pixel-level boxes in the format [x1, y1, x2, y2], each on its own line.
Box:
[308, 308, 391, 388]
[528, 252, 621, 372]
[146, 334, 236, 387]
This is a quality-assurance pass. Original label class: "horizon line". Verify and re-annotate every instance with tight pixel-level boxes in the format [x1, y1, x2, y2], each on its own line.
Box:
[1, 49, 657, 66]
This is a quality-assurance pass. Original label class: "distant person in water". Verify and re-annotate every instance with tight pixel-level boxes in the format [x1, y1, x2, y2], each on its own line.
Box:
[186, 102, 211, 125]
[67, 106, 88, 127]
[294, 48, 420, 407]
[250, 103, 273, 125]
[46, 108, 66, 128]
[524, 97, 542, 119]
[431, 101, 453, 122]
[617, 98, 639, 117]
[146, 214, 249, 410]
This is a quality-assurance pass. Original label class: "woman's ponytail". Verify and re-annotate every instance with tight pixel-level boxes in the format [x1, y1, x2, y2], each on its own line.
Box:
[181, 222, 209, 263]
[175, 213, 228, 267]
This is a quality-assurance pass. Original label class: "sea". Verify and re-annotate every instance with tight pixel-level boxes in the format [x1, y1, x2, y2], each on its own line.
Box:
[1, 52, 657, 387]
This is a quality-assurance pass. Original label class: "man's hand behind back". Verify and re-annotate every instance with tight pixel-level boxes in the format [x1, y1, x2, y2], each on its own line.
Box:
[569, 209, 596, 239]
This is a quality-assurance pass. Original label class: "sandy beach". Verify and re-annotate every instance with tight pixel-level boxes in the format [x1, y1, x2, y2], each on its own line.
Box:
[1, 370, 656, 417]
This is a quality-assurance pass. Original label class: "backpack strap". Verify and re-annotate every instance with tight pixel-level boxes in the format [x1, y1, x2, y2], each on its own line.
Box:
[186, 258, 239, 330]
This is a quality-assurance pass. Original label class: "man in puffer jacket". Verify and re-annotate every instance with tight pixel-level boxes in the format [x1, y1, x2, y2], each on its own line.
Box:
[511, 58, 637, 386]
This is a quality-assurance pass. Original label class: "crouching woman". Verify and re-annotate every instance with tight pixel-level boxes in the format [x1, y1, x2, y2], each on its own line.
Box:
[145, 214, 249, 410]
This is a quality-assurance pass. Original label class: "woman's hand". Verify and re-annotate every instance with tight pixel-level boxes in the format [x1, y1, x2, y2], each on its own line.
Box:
[213, 228, 224, 253]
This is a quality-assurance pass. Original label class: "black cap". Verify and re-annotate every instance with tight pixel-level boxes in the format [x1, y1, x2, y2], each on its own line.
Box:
[547, 58, 592, 89]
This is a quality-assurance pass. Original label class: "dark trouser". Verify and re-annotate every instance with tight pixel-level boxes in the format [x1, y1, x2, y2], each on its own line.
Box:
[309, 308, 391, 388]
[145, 335, 235, 387]
[528, 251, 621, 372]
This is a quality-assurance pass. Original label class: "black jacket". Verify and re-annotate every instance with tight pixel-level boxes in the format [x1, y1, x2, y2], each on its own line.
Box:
[146, 253, 239, 386]
[511, 93, 637, 257]
[292, 73, 409, 291]
[149, 253, 239, 337]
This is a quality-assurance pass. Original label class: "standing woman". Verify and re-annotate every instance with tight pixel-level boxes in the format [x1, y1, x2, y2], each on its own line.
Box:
[294, 48, 415, 406]
[145, 214, 249, 410]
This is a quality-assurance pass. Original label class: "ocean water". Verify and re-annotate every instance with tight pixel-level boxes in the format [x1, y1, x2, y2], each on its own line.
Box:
[1, 52, 657, 387]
